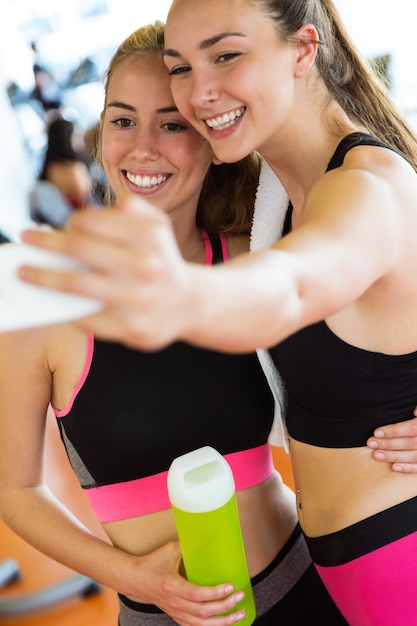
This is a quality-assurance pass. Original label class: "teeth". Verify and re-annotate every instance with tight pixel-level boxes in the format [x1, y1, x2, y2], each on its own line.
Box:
[126, 172, 167, 188]
[206, 107, 244, 131]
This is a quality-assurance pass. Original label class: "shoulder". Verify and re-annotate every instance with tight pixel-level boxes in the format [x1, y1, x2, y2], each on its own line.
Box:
[309, 145, 416, 222]
[46, 323, 88, 372]
[0, 322, 81, 367]
[295, 145, 417, 275]
[0, 324, 58, 387]
[341, 141, 414, 181]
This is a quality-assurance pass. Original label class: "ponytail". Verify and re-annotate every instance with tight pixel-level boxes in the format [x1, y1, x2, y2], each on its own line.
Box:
[256, 0, 417, 171]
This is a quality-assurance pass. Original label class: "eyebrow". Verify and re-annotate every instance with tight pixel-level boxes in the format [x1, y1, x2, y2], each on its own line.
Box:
[163, 31, 245, 57]
[106, 101, 135, 111]
[106, 102, 179, 114]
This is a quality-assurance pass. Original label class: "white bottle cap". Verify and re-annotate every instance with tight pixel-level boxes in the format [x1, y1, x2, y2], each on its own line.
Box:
[167, 446, 235, 513]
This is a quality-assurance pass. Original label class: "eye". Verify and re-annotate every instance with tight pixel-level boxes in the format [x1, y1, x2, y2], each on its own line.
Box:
[168, 65, 191, 76]
[162, 122, 186, 132]
[216, 52, 241, 63]
[111, 117, 134, 128]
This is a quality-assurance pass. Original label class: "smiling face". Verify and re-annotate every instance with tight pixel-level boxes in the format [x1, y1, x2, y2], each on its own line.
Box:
[100, 53, 213, 218]
[164, 0, 299, 163]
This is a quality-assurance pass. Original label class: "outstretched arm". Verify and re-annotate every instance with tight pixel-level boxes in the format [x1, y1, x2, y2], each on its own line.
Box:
[367, 408, 417, 473]
[19, 167, 399, 353]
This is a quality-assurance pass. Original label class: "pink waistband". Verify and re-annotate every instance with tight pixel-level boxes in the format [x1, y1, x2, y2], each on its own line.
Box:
[85, 443, 275, 523]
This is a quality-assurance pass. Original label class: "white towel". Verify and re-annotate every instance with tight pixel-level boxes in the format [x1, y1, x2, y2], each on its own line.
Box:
[250, 159, 288, 252]
[250, 159, 290, 451]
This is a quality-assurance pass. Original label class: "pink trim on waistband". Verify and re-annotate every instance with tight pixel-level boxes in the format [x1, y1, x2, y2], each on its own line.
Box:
[86, 443, 275, 523]
[53, 333, 94, 418]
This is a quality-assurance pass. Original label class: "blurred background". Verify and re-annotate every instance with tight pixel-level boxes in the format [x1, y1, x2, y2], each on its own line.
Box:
[0, 0, 416, 240]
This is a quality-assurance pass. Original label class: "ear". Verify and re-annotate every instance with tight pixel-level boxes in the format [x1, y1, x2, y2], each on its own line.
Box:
[294, 23, 319, 78]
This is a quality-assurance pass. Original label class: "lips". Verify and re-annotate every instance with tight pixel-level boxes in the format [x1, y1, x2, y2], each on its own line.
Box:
[125, 171, 168, 189]
[204, 107, 245, 131]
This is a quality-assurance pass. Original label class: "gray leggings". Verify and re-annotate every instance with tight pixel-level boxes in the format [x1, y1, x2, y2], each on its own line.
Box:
[118, 525, 314, 625]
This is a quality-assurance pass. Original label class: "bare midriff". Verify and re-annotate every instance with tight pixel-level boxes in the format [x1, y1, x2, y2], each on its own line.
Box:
[290, 438, 417, 537]
[103, 470, 297, 580]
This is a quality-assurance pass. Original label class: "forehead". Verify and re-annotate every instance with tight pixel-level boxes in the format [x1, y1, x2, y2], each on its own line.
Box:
[107, 54, 171, 92]
[165, 0, 265, 47]
[168, 0, 251, 16]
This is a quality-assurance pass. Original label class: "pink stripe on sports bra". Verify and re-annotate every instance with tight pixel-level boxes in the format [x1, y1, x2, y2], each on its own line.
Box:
[85, 443, 275, 523]
[202, 230, 213, 265]
[219, 232, 229, 261]
[54, 333, 94, 417]
[202, 230, 229, 263]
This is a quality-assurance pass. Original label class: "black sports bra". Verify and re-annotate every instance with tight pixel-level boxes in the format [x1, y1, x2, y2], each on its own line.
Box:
[270, 133, 417, 448]
[54, 232, 275, 521]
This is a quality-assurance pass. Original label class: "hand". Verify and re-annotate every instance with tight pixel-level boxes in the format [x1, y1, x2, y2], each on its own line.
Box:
[128, 541, 247, 625]
[19, 198, 197, 350]
[367, 407, 417, 472]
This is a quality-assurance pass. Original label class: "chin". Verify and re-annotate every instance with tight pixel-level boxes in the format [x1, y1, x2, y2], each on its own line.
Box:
[213, 147, 250, 164]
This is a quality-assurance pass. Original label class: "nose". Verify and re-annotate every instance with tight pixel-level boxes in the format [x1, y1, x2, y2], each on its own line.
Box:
[132, 128, 159, 160]
[189, 73, 220, 109]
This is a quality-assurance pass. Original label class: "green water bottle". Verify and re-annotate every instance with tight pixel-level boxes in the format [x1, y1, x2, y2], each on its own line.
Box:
[167, 446, 256, 625]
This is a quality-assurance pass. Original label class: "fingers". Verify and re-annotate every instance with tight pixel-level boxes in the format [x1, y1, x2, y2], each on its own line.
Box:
[369, 416, 417, 444]
[366, 417, 417, 473]
[19, 218, 154, 295]
[134, 541, 248, 625]
[367, 417, 417, 452]
[161, 546, 247, 624]
[21, 200, 169, 254]
[369, 446, 417, 472]
[165, 584, 246, 625]
[19, 204, 177, 289]
[18, 261, 110, 300]
[391, 462, 417, 474]
[21, 226, 74, 256]
[18, 204, 194, 351]
[368, 435, 417, 454]
[180, 592, 246, 624]
[370, 445, 417, 462]
[21, 213, 135, 266]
